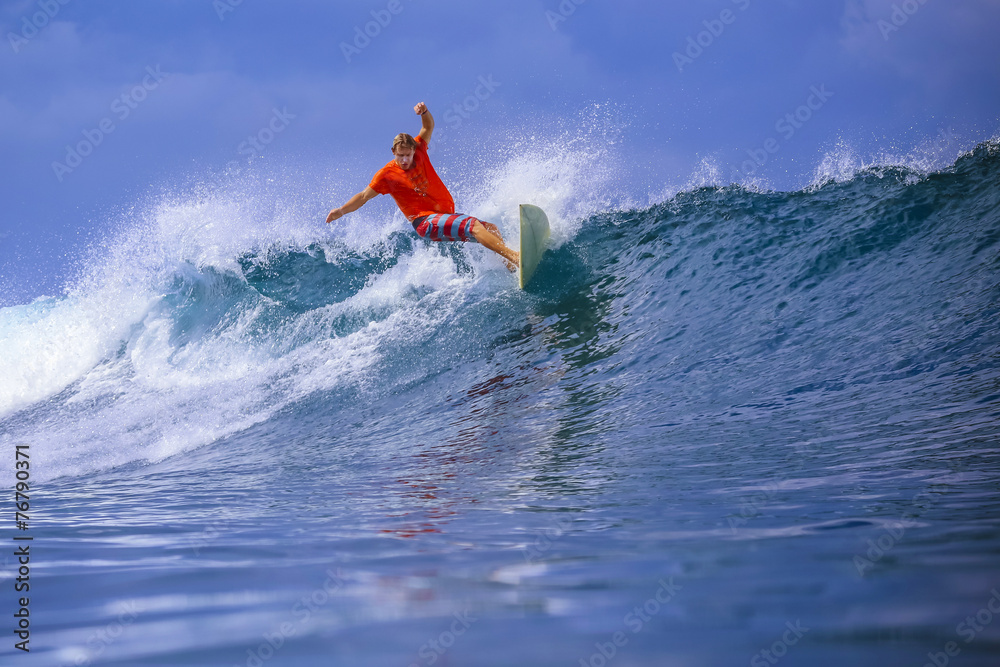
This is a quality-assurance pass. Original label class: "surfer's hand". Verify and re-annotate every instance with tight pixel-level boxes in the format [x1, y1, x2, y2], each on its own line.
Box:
[414, 102, 427, 116]
[326, 208, 343, 224]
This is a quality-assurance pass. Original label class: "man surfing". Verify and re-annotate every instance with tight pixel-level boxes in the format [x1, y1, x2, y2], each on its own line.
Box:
[326, 102, 519, 270]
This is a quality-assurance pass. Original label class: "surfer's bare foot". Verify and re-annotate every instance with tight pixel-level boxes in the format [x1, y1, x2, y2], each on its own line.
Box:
[502, 250, 519, 272]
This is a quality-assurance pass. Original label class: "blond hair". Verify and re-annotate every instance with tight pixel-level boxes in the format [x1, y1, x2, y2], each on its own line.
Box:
[392, 133, 417, 153]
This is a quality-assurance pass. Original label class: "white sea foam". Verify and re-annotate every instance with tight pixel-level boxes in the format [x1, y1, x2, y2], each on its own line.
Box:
[0, 278, 157, 420]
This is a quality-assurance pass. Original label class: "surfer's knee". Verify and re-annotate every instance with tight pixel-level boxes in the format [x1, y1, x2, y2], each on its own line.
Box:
[478, 220, 501, 236]
[471, 221, 493, 242]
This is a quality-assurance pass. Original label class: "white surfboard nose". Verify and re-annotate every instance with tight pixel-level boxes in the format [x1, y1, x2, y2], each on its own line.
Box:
[518, 204, 551, 289]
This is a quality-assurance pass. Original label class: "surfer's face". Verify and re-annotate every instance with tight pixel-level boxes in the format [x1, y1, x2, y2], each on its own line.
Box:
[393, 147, 415, 170]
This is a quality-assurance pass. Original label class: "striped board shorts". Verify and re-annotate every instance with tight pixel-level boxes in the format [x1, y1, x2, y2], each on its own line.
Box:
[411, 213, 480, 243]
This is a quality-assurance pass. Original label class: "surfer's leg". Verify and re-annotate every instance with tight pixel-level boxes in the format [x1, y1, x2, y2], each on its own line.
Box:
[470, 220, 519, 271]
[412, 214, 518, 271]
[413, 213, 480, 243]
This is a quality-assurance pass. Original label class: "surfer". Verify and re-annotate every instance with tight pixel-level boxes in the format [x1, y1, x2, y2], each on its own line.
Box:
[325, 102, 519, 270]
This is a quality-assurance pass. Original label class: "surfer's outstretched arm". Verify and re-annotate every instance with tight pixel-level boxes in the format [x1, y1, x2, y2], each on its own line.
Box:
[415, 102, 434, 144]
[327, 186, 378, 223]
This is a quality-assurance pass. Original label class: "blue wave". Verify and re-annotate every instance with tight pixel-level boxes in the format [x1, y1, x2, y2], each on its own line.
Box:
[1, 140, 998, 479]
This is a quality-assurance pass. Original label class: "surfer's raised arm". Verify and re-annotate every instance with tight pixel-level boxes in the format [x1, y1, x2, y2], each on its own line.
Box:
[415, 102, 434, 145]
[326, 186, 378, 223]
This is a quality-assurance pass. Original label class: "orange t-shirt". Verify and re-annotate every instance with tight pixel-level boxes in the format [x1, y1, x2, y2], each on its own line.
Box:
[368, 136, 455, 221]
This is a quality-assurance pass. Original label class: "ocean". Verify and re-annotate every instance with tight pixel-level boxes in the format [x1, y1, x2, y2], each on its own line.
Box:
[1, 139, 999, 666]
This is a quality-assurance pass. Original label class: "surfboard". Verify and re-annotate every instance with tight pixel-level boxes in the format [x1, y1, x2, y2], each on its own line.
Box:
[518, 204, 550, 289]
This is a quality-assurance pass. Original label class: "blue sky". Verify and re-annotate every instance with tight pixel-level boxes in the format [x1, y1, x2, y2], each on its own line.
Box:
[2, 0, 998, 303]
